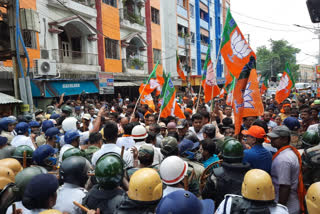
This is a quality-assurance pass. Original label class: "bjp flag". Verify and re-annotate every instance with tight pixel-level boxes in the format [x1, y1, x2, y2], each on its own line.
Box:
[140, 93, 155, 111]
[177, 54, 187, 81]
[202, 45, 220, 103]
[233, 56, 264, 134]
[275, 63, 295, 104]
[221, 9, 256, 79]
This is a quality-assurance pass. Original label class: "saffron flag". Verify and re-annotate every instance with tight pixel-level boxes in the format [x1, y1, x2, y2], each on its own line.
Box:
[221, 9, 256, 79]
[275, 63, 295, 104]
[139, 62, 163, 96]
[159, 72, 175, 118]
[233, 56, 264, 134]
[177, 54, 187, 81]
[202, 45, 220, 103]
[140, 93, 155, 111]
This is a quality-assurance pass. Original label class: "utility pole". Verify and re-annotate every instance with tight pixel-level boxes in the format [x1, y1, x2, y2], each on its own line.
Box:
[7, 0, 20, 100]
[185, 34, 191, 96]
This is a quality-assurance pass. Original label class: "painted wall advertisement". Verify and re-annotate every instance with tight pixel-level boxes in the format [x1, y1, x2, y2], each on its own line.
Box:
[99, 73, 114, 94]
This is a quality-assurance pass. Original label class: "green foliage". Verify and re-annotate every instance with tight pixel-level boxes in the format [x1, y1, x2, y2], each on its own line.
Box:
[256, 39, 300, 82]
[131, 58, 144, 69]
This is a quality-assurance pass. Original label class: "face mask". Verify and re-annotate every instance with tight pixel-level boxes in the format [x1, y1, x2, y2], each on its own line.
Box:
[47, 157, 57, 166]
[54, 135, 60, 143]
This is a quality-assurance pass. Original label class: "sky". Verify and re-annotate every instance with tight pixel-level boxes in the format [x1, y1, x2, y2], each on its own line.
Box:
[230, 0, 319, 65]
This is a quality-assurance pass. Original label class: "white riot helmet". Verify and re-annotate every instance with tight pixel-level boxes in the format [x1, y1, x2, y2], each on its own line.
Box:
[62, 117, 78, 132]
[131, 125, 148, 140]
[159, 156, 188, 185]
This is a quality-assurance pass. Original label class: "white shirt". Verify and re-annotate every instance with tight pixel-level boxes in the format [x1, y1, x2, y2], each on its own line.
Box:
[11, 135, 35, 150]
[58, 144, 74, 163]
[116, 137, 135, 150]
[53, 183, 87, 214]
[6, 201, 28, 214]
[163, 186, 184, 197]
[188, 127, 203, 141]
[216, 194, 289, 214]
[91, 143, 133, 168]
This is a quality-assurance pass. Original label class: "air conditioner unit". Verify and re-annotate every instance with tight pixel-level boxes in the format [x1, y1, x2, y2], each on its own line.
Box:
[34, 59, 57, 76]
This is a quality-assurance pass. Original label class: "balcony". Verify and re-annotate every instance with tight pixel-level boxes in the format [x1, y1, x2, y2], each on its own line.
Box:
[127, 58, 144, 70]
[200, 0, 208, 6]
[200, 19, 209, 30]
[51, 49, 98, 65]
[178, 36, 185, 47]
[119, 8, 146, 32]
[201, 44, 208, 54]
[177, 5, 188, 19]
[48, 0, 96, 18]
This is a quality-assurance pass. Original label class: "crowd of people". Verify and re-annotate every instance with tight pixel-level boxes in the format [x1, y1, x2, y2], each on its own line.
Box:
[0, 92, 320, 214]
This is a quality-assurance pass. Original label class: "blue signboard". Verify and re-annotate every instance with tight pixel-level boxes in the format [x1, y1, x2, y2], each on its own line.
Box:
[31, 80, 99, 98]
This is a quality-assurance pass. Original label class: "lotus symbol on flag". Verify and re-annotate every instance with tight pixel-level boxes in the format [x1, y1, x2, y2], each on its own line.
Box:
[228, 30, 252, 62]
[205, 62, 217, 86]
[277, 74, 289, 91]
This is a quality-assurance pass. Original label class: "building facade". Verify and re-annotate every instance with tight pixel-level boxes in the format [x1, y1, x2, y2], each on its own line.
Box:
[298, 64, 315, 82]
[0, 0, 227, 105]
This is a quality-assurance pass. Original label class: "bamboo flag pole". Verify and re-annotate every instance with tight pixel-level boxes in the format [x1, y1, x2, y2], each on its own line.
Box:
[73, 201, 89, 212]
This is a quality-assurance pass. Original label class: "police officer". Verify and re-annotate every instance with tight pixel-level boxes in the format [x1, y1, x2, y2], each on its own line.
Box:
[32, 145, 58, 170]
[0, 117, 16, 144]
[56, 105, 73, 126]
[59, 130, 80, 163]
[156, 190, 215, 214]
[12, 145, 34, 167]
[201, 139, 251, 206]
[0, 158, 22, 175]
[62, 147, 86, 161]
[45, 127, 61, 149]
[215, 169, 289, 213]
[37, 120, 55, 146]
[301, 131, 320, 188]
[83, 153, 124, 213]
[5, 166, 47, 214]
[54, 156, 91, 213]
[11, 122, 36, 150]
[115, 168, 162, 214]
[306, 182, 320, 214]
[22, 174, 59, 213]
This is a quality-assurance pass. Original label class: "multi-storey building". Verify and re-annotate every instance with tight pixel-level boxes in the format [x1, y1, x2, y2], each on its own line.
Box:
[0, 0, 228, 105]
[298, 64, 315, 82]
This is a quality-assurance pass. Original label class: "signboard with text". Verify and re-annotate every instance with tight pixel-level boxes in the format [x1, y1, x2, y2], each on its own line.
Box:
[99, 73, 114, 94]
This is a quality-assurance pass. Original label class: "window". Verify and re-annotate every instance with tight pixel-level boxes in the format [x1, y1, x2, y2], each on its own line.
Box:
[192, 59, 196, 70]
[105, 38, 119, 59]
[153, 49, 161, 64]
[190, 4, 194, 17]
[102, 0, 117, 8]
[71, 37, 81, 58]
[151, 7, 160, 24]
[22, 31, 37, 49]
[177, 0, 187, 8]
[191, 32, 195, 44]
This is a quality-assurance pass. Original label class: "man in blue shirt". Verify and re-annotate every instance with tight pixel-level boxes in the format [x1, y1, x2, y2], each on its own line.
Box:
[242, 125, 272, 173]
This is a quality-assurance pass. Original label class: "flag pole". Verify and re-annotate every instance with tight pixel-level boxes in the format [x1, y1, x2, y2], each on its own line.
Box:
[130, 83, 148, 122]
[210, 35, 224, 115]
[130, 62, 159, 122]
[157, 72, 169, 123]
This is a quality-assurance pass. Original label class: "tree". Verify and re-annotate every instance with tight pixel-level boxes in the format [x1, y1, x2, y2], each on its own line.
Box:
[256, 39, 300, 83]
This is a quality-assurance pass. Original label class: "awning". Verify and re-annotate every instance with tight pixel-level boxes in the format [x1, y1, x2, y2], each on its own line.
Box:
[114, 82, 140, 87]
[0, 92, 22, 104]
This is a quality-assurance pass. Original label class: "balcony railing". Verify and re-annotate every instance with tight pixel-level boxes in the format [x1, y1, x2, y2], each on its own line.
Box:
[127, 58, 144, 70]
[201, 44, 208, 54]
[178, 36, 185, 47]
[119, 8, 145, 26]
[177, 5, 188, 19]
[200, 19, 209, 30]
[51, 49, 98, 65]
